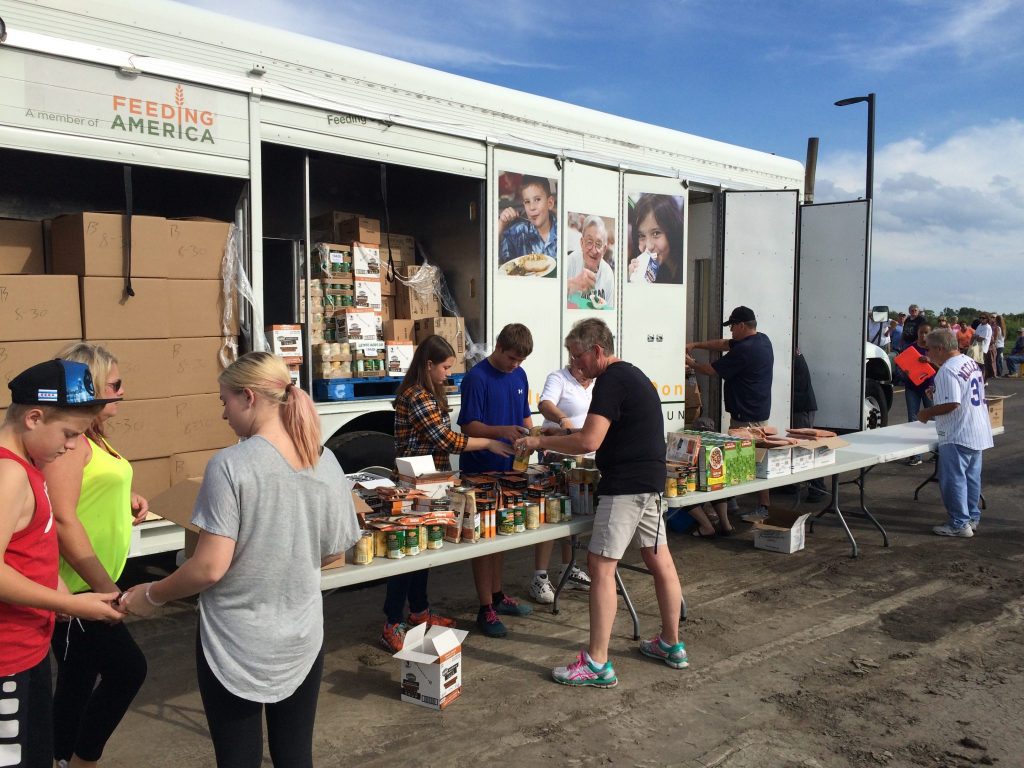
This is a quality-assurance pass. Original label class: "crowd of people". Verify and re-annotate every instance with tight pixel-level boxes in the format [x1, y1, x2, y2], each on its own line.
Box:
[1, 305, 1000, 766]
[872, 303, 1019, 381]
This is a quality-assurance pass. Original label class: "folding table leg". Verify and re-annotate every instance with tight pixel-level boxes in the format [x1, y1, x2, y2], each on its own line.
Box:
[854, 467, 889, 547]
[551, 534, 578, 616]
[808, 475, 859, 558]
[615, 567, 641, 641]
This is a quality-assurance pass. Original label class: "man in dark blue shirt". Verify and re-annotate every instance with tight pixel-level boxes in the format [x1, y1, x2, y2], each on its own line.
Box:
[686, 305, 774, 522]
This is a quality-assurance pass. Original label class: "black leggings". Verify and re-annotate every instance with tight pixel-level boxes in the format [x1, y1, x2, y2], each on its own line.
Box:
[50, 618, 147, 762]
[0, 655, 52, 768]
[196, 632, 324, 768]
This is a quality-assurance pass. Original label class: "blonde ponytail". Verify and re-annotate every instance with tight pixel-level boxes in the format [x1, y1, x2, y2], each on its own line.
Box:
[219, 352, 322, 468]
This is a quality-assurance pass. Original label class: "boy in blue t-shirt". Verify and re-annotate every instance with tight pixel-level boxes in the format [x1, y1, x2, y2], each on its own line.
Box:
[458, 324, 534, 637]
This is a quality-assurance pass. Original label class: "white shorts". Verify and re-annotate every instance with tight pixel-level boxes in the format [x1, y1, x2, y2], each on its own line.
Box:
[588, 493, 664, 560]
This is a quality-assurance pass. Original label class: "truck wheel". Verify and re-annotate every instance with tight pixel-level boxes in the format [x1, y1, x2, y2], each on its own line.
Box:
[865, 380, 890, 429]
[325, 430, 396, 473]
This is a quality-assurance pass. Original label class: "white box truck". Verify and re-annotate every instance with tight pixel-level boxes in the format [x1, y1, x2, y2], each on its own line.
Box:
[0, 1, 879, 553]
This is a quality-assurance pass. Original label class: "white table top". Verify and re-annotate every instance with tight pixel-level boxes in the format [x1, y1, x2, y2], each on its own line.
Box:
[320, 517, 593, 590]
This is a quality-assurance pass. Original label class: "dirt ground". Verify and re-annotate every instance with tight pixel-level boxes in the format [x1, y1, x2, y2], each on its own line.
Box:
[108, 380, 1022, 768]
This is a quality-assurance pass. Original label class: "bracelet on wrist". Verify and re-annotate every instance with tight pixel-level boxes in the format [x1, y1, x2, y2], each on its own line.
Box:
[144, 583, 167, 607]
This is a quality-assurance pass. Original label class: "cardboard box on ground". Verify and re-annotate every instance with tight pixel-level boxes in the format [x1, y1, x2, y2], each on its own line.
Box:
[753, 509, 811, 554]
[394, 623, 469, 710]
[0, 275, 82, 341]
[0, 219, 45, 274]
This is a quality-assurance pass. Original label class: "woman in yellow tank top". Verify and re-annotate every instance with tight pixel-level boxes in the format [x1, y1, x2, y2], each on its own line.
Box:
[43, 343, 149, 768]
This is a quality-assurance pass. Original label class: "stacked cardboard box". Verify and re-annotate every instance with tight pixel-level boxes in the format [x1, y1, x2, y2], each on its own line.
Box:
[46, 213, 238, 494]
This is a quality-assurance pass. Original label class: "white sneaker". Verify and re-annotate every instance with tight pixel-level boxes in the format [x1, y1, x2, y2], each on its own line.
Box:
[529, 574, 555, 604]
[741, 504, 770, 523]
[933, 523, 974, 538]
[557, 565, 591, 591]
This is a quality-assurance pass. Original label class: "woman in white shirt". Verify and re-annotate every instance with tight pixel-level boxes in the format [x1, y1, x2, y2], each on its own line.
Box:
[528, 363, 594, 604]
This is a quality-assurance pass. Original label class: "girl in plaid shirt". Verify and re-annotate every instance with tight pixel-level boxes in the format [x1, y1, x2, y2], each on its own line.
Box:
[381, 336, 513, 651]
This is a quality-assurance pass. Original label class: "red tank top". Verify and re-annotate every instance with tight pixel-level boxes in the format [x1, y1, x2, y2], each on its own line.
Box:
[0, 447, 57, 676]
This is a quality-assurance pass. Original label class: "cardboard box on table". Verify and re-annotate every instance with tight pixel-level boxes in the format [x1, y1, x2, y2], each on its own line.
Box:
[755, 446, 792, 479]
[0, 219, 44, 274]
[803, 436, 848, 468]
[50, 213, 169, 278]
[80, 277, 170, 339]
[0, 275, 82, 341]
[168, 218, 232, 279]
[0, 339, 78, 408]
[790, 444, 814, 473]
[753, 509, 811, 554]
[148, 478, 203, 557]
[394, 623, 469, 710]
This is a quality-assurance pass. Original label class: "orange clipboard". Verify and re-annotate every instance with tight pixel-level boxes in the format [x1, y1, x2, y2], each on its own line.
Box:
[894, 346, 934, 386]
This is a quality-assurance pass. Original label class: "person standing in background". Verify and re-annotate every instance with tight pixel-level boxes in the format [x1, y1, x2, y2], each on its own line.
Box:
[382, 336, 514, 651]
[898, 324, 936, 467]
[792, 348, 826, 499]
[901, 304, 924, 351]
[993, 314, 1006, 376]
[973, 313, 993, 380]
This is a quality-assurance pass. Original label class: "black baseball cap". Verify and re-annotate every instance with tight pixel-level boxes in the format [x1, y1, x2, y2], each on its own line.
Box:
[722, 306, 756, 327]
[8, 359, 122, 407]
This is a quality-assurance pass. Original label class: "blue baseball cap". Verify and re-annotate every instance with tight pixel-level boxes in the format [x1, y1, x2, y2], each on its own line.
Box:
[8, 359, 122, 407]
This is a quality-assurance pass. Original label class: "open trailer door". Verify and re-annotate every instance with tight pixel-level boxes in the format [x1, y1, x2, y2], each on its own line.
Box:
[797, 200, 870, 432]
[720, 190, 798, 430]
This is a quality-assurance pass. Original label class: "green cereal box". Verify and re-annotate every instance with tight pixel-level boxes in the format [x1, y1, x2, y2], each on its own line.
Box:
[734, 438, 756, 483]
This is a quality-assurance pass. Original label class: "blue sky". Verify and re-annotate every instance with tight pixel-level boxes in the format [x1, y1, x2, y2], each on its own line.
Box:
[184, 0, 1024, 315]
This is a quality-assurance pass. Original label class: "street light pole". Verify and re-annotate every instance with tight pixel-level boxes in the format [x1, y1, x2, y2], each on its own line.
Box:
[834, 93, 876, 202]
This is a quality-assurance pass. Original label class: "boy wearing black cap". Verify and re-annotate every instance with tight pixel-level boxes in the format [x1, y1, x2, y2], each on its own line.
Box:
[0, 360, 123, 768]
[685, 306, 775, 523]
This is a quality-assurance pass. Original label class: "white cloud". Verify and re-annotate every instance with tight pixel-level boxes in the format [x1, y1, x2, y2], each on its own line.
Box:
[818, 119, 1024, 313]
[831, 0, 1024, 71]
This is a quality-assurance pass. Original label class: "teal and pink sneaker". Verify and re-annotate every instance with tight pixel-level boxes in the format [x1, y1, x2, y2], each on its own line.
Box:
[552, 651, 617, 688]
[639, 634, 689, 669]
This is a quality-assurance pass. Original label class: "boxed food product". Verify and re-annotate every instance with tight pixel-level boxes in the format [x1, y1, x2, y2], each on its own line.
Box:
[168, 279, 239, 338]
[169, 394, 238, 454]
[413, 317, 466, 357]
[103, 398, 176, 460]
[0, 339, 79, 407]
[384, 319, 415, 343]
[86, 339, 175, 401]
[51, 213, 169, 278]
[753, 509, 811, 554]
[791, 444, 815, 473]
[732, 437, 756, 483]
[0, 218, 44, 274]
[353, 277, 382, 312]
[395, 266, 441, 321]
[80, 277, 170, 339]
[384, 233, 415, 253]
[340, 309, 383, 349]
[170, 448, 220, 485]
[756, 446, 792, 479]
[313, 243, 352, 280]
[393, 624, 469, 710]
[267, 324, 304, 362]
[386, 341, 414, 376]
[169, 337, 226, 396]
[168, 218, 232, 279]
[696, 442, 727, 491]
[352, 243, 382, 279]
[0, 275, 82, 341]
[337, 217, 381, 245]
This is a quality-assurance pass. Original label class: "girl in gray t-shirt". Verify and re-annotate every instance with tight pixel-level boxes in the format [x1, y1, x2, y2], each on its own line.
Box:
[123, 352, 360, 767]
